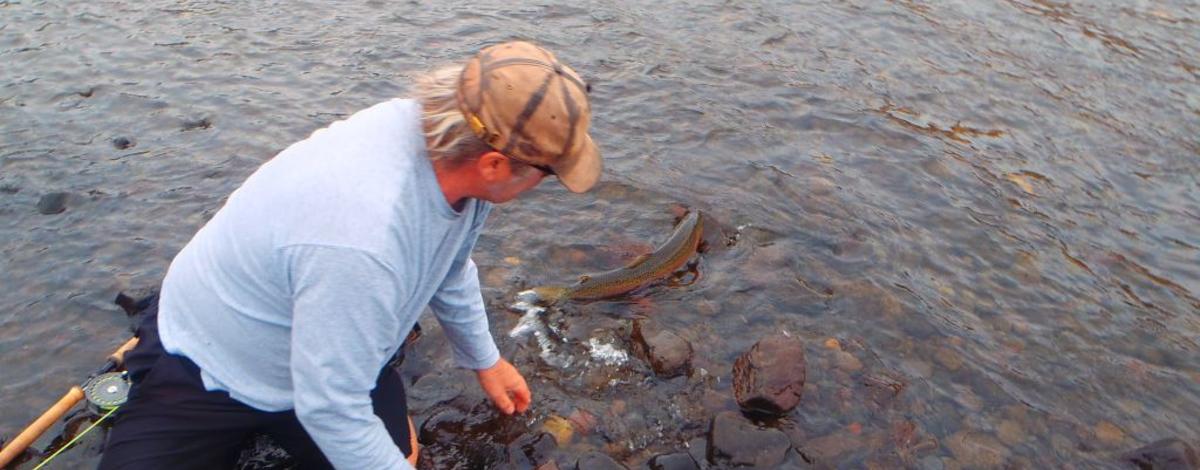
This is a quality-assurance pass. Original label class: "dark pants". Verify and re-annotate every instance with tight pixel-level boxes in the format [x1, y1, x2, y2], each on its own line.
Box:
[98, 301, 413, 470]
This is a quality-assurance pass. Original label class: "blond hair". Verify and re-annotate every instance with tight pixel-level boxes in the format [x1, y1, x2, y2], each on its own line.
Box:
[414, 65, 492, 166]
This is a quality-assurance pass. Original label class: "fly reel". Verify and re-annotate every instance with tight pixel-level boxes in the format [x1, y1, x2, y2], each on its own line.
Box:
[82, 371, 130, 412]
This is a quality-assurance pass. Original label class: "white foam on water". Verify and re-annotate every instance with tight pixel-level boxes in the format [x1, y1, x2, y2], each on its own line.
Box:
[587, 338, 629, 366]
[508, 305, 543, 338]
[515, 289, 541, 304]
[507, 301, 572, 368]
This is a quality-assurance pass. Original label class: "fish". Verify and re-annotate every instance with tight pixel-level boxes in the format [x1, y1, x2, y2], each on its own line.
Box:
[524, 210, 704, 305]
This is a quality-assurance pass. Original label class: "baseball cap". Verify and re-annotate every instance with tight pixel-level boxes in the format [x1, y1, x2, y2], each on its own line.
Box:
[456, 41, 601, 193]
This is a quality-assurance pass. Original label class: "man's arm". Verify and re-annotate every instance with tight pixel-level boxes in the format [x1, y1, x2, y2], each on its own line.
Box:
[428, 254, 500, 369]
[283, 244, 415, 469]
[429, 216, 531, 414]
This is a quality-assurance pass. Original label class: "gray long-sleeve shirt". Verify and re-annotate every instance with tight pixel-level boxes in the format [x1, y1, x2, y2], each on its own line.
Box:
[157, 98, 498, 469]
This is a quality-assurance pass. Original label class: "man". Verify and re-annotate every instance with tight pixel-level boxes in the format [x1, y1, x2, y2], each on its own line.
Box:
[98, 40, 601, 469]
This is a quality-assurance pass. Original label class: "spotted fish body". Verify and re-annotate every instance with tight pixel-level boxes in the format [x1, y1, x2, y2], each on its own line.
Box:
[531, 211, 703, 304]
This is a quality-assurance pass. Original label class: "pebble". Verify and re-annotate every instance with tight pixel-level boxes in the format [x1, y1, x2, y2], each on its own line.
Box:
[955, 386, 983, 412]
[944, 430, 1009, 468]
[824, 338, 841, 350]
[575, 452, 628, 470]
[542, 415, 575, 446]
[808, 176, 836, 196]
[996, 419, 1024, 446]
[836, 280, 904, 317]
[1050, 433, 1075, 458]
[483, 267, 510, 290]
[901, 358, 934, 378]
[567, 408, 598, 436]
[1094, 421, 1126, 445]
[801, 430, 860, 462]
[37, 192, 69, 214]
[834, 351, 863, 372]
[934, 346, 963, 371]
[918, 455, 945, 470]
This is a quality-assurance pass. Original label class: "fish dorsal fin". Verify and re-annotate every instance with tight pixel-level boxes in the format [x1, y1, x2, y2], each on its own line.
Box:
[624, 253, 652, 269]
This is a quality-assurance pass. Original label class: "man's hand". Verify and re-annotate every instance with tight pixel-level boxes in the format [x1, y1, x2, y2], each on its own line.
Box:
[475, 357, 531, 415]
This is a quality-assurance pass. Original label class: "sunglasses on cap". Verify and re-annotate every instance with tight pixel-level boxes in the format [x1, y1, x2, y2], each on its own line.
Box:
[507, 155, 556, 177]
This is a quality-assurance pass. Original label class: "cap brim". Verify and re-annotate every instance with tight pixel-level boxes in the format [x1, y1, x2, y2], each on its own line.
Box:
[553, 134, 601, 193]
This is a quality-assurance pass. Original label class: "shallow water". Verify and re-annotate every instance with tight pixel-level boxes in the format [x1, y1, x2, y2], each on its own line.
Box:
[2, 0, 1198, 468]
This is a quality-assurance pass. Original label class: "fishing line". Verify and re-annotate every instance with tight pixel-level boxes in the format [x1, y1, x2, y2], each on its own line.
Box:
[31, 406, 118, 470]
[31, 371, 130, 469]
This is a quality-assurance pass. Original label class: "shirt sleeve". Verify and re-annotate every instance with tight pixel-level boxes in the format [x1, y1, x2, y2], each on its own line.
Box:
[282, 244, 415, 470]
[428, 208, 501, 370]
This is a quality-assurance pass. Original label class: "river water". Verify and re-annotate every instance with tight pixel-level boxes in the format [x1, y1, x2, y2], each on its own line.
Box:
[2, 0, 1198, 468]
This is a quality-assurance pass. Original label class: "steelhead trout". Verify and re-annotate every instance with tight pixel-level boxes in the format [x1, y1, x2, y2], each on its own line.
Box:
[526, 211, 704, 304]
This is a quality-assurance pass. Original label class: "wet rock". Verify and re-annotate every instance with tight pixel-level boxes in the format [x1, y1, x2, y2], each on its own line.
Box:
[648, 452, 700, 470]
[917, 455, 944, 470]
[944, 430, 1009, 468]
[834, 351, 863, 372]
[800, 431, 861, 463]
[631, 319, 693, 377]
[685, 437, 709, 469]
[181, 116, 212, 131]
[112, 136, 135, 149]
[707, 411, 790, 467]
[732, 334, 806, 415]
[418, 407, 468, 446]
[541, 415, 574, 446]
[807, 176, 836, 197]
[1120, 438, 1199, 469]
[537, 462, 561, 470]
[997, 419, 1024, 446]
[576, 451, 628, 470]
[934, 346, 963, 371]
[37, 192, 69, 214]
[567, 408, 598, 436]
[508, 432, 558, 468]
[836, 280, 904, 318]
[1095, 421, 1127, 445]
[407, 372, 464, 412]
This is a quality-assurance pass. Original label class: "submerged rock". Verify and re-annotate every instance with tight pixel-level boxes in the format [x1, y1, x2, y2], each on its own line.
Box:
[407, 371, 464, 412]
[707, 411, 790, 467]
[631, 319, 693, 377]
[944, 430, 1009, 468]
[732, 334, 806, 415]
[37, 192, 69, 214]
[508, 432, 558, 468]
[576, 452, 628, 470]
[112, 136, 135, 149]
[648, 452, 700, 470]
[1121, 438, 1199, 469]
